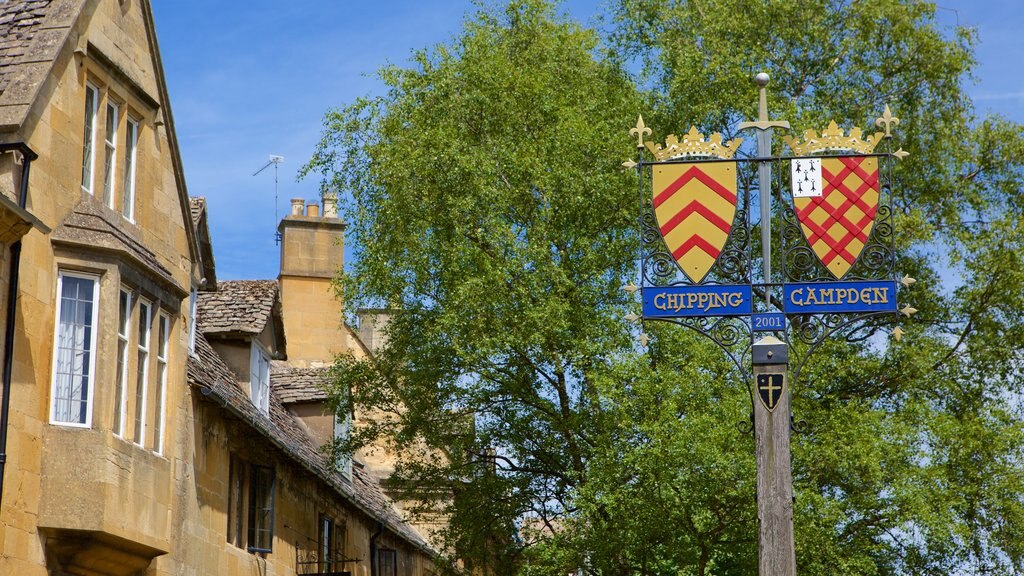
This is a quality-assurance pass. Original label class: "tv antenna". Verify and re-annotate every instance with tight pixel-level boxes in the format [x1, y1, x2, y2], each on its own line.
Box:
[253, 154, 285, 244]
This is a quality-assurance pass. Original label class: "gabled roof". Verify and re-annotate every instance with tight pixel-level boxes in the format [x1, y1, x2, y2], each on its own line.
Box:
[0, 0, 83, 131]
[51, 196, 185, 295]
[0, 0, 204, 277]
[271, 362, 331, 404]
[189, 197, 217, 290]
[187, 331, 432, 553]
[196, 280, 278, 337]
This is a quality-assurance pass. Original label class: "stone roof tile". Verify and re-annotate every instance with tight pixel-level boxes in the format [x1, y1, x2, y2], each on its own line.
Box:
[270, 362, 331, 404]
[196, 279, 277, 336]
[0, 0, 85, 131]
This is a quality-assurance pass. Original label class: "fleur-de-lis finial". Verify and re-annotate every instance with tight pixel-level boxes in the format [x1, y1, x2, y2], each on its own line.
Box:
[875, 105, 900, 138]
[630, 115, 652, 149]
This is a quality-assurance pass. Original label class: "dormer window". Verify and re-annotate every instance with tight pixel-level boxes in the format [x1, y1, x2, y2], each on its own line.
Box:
[250, 344, 270, 414]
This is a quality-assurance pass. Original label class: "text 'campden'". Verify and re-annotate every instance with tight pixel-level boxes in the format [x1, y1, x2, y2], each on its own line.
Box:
[788, 286, 889, 307]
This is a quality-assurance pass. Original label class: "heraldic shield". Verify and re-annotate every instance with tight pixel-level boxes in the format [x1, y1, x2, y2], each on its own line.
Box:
[652, 162, 738, 283]
[791, 155, 880, 279]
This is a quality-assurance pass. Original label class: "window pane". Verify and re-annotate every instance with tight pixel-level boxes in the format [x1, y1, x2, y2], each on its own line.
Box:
[134, 302, 150, 444]
[247, 465, 274, 552]
[379, 550, 398, 576]
[114, 290, 131, 436]
[81, 86, 97, 192]
[250, 346, 270, 414]
[52, 275, 96, 425]
[227, 455, 245, 548]
[122, 118, 138, 220]
[153, 315, 168, 452]
[102, 102, 117, 207]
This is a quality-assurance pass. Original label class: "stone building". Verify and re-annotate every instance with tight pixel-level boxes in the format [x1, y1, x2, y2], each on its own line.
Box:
[0, 0, 436, 574]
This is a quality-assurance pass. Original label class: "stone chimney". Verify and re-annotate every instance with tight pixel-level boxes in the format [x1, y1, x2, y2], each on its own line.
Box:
[277, 197, 345, 364]
[356, 309, 394, 355]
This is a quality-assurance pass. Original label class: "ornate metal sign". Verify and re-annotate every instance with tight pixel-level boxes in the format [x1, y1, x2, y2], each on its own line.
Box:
[625, 74, 914, 384]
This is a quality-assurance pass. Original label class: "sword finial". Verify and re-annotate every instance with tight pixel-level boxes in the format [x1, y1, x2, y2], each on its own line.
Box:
[738, 73, 790, 132]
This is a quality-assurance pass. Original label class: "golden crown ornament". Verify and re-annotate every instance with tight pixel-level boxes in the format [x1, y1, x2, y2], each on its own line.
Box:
[783, 121, 884, 155]
[645, 126, 743, 161]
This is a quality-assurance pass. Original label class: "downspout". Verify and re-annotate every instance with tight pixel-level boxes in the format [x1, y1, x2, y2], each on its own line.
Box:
[370, 521, 383, 576]
[0, 143, 36, 511]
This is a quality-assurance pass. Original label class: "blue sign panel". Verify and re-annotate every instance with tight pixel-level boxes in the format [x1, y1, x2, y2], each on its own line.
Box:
[752, 313, 785, 331]
[643, 285, 753, 319]
[784, 280, 898, 315]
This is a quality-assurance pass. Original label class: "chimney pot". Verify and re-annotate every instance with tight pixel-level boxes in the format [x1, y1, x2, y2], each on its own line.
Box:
[306, 202, 320, 217]
[290, 198, 304, 216]
[323, 195, 338, 218]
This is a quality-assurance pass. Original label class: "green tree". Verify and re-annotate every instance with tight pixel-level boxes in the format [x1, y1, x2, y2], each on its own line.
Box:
[305, 1, 643, 572]
[304, 0, 1024, 574]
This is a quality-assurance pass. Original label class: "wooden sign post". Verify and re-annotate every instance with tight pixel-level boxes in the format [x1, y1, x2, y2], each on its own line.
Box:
[752, 335, 795, 576]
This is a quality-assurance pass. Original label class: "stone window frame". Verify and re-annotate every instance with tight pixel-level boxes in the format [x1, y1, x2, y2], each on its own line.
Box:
[318, 512, 347, 572]
[49, 270, 101, 428]
[80, 59, 151, 224]
[227, 453, 277, 554]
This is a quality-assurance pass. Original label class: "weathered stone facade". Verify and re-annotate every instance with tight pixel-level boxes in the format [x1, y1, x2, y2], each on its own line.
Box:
[0, 1, 436, 574]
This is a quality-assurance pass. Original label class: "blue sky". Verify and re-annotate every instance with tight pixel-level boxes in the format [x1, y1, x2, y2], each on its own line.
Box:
[152, 1, 1024, 281]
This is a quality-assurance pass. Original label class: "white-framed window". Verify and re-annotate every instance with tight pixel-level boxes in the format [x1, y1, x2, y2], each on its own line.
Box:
[188, 287, 197, 355]
[249, 344, 270, 415]
[134, 299, 151, 445]
[50, 272, 100, 427]
[102, 101, 118, 207]
[81, 83, 99, 194]
[113, 288, 131, 437]
[122, 116, 138, 221]
[153, 313, 169, 454]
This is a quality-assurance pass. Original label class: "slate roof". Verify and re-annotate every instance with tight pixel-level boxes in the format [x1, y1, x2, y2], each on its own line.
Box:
[187, 331, 431, 552]
[271, 362, 331, 404]
[196, 280, 277, 336]
[0, 0, 84, 131]
[50, 197, 184, 295]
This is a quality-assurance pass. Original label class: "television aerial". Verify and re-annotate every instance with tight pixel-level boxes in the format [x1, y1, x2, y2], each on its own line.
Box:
[253, 154, 285, 244]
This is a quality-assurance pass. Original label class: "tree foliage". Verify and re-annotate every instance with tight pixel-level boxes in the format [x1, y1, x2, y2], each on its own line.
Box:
[304, 1, 1024, 574]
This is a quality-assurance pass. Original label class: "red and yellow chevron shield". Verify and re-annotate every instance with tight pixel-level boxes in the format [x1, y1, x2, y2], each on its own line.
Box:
[652, 162, 738, 283]
[793, 156, 880, 279]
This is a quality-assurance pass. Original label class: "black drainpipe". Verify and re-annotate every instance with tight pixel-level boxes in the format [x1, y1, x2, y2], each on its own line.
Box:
[0, 143, 36, 511]
[370, 521, 383, 576]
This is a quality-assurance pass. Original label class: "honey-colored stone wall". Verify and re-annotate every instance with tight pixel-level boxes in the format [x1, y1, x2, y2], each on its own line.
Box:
[0, 2, 436, 574]
[158, 385, 431, 576]
[0, 1, 192, 574]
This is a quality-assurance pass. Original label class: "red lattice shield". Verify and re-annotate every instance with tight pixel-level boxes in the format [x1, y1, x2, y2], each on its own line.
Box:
[652, 162, 738, 283]
[792, 156, 880, 279]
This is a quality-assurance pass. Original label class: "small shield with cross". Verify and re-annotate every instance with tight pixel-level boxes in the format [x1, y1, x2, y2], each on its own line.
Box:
[756, 374, 785, 412]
